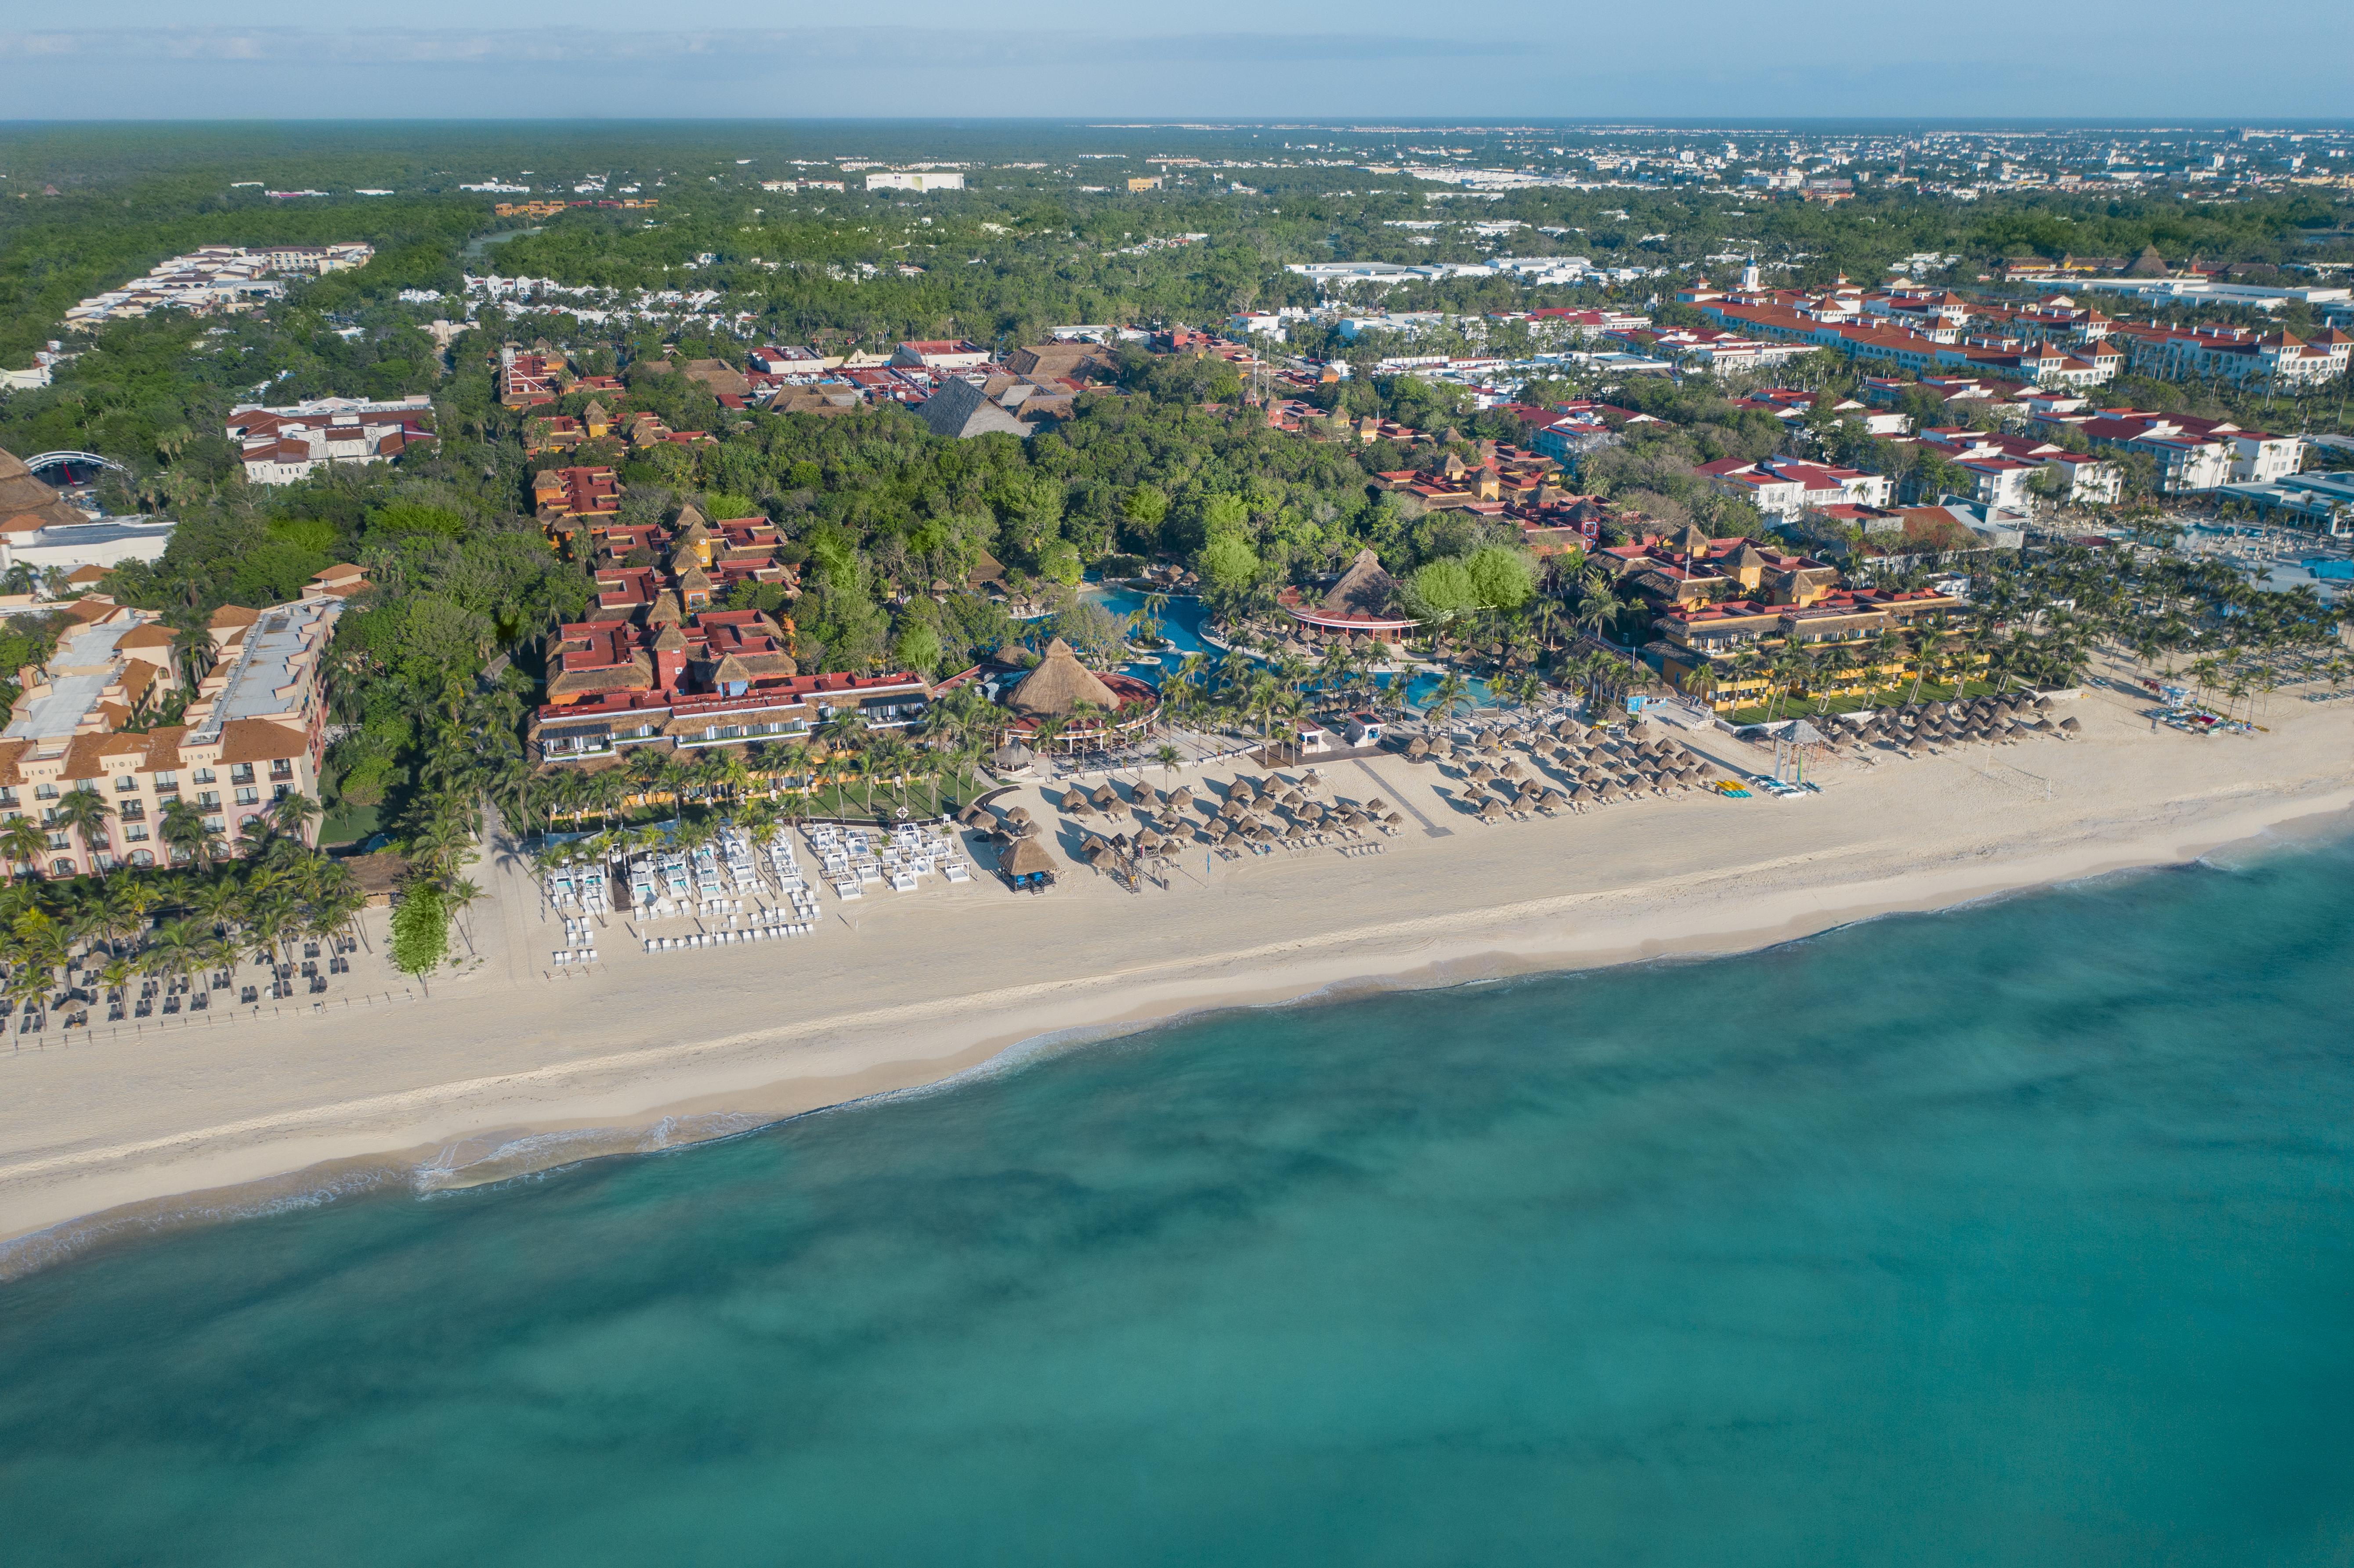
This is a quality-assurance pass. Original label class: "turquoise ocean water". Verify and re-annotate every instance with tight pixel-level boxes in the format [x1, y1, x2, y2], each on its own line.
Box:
[5, 836, 2354, 1564]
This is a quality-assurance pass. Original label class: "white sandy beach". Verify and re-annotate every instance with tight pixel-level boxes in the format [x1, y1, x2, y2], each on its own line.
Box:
[3, 670, 2350, 1268]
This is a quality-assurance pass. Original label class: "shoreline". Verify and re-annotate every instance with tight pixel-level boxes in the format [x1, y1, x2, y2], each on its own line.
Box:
[3, 681, 2350, 1278]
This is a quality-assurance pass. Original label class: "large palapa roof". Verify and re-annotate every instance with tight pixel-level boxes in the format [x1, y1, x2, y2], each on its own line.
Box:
[1321, 549, 1398, 618]
[1006, 638, 1120, 718]
[0, 448, 93, 535]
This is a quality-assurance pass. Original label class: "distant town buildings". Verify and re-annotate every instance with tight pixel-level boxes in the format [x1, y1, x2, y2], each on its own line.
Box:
[63, 244, 372, 329]
[864, 171, 965, 193]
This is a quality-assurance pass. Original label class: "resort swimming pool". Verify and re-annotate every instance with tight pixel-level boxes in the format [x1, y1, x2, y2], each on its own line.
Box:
[1085, 586, 1218, 687]
[1084, 585, 1509, 712]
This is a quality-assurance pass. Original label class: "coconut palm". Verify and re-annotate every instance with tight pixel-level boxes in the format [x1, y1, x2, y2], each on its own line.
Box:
[1422, 671, 1472, 726]
[95, 955, 136, 1007]
[159, 798, 221, 871]
[0, 816, 51, 884]
[51, 788, 115, 870]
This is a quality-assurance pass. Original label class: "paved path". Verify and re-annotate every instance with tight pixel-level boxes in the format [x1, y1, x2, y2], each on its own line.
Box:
[1353, 757, 1451, 837]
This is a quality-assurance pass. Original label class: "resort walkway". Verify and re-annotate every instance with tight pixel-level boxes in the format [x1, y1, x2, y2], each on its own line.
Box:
[475, 802, 546, 988]
[1355, 757, 1450, 838]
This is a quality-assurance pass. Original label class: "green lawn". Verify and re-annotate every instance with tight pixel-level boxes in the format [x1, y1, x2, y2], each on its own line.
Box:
[317, 801, 382, 848]
[1720, 678, 2010, 727]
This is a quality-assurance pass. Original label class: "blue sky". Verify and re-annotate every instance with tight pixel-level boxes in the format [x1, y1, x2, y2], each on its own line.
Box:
[6, 3, 2352, 120]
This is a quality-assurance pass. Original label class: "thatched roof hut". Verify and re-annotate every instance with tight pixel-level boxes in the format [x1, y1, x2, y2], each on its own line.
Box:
[1002, 837, 1059, 878]
[1007, 638, 1121, 719]
[1320, 547, 1400, 619]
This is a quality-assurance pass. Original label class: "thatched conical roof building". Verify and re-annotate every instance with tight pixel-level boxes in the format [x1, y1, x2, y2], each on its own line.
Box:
[1007, 639, 1121, 718]
[0, 448, 93, 535]
[1003, 836, 1059, 878]
[1320, 548, 1398, 619]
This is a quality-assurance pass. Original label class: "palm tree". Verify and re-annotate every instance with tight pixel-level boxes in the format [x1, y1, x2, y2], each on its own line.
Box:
[3, 963, 52, 1027]
[94, 878, 157, 958]
[147, 917, 206, 997]
[0, 816, 51, 883]
[169, 621, 216, 691]
[268, 791, 322, 844]
[159, 798, 220, 871]
[1154, 743, 1182, 783]
[1851, 627, 1895, 707]
[53, 788, 116, 868]
[95, 955, 136, 1008]
[1423, 671, 1471, 727]
[1681, 660, 1720, 712]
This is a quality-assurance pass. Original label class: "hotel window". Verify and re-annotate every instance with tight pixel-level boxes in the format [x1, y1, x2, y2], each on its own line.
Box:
[119, 803, 144, 823]
[235, 787, 260, 806]
[203, 816, 225, 835]
[270, 760, 295, 780]
[116, 775, 139, 793]
[123, 824, 148, 842]
[34, 783, 58, 801]
[154, 772, 177, 790]
[0, 788, 12, 807]
[194, 768, 216, 785]
[230, 763, 255, 784]
[197, 790, 220, 809]
[47, 832, 68, 850]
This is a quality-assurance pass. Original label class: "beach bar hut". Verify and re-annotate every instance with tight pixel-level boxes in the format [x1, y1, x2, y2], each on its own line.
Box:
[1001, 835, 1060, 892]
